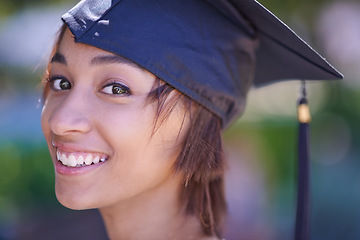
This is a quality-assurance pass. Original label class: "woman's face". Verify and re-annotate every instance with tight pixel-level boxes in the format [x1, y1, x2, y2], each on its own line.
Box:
[41, 29, 188, 210]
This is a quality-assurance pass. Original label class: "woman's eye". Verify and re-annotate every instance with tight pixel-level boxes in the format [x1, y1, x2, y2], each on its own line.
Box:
[101, 83, 131, 96]
[50, 76, 71, 91]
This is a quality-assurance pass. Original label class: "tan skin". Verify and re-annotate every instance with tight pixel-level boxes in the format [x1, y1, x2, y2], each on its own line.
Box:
[41, 28, 218, 240]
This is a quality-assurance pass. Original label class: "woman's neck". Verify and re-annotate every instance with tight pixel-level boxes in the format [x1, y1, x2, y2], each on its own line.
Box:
[99, 174, 209, 240]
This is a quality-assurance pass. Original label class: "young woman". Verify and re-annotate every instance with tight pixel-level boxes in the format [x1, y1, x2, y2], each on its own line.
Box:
[41, 0, 342, 239]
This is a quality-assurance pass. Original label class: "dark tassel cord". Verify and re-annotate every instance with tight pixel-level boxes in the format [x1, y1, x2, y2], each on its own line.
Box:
[295, 81, 311, 240]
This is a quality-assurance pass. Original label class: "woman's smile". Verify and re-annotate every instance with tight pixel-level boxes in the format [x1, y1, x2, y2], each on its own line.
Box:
[52, 144, 110, 176]
[56, 149, 108, 167]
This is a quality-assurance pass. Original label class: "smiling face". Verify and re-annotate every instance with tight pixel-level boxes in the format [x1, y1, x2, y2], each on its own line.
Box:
[41, 28, 189, 210]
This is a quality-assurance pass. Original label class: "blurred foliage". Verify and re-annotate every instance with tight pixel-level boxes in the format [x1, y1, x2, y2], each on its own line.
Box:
[0, 142, 56, 223]
[0, 0, 75, 18]
[0, 66, 43, 95]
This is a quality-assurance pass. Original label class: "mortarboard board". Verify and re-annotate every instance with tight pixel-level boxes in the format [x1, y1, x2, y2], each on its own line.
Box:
[61, 0, 343, 239]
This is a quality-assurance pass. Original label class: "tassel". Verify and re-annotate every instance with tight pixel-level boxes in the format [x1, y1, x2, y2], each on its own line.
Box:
[295, 81, 311, 240]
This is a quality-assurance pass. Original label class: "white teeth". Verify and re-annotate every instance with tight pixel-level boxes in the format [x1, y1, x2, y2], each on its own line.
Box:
[84, 155, 93, 165]
[68, 154, 77, 167]
[61, 153, 68, 165]
[77, 155, 84, 165]
[93, 156, 100, 164]
[56, 149, 107, 167]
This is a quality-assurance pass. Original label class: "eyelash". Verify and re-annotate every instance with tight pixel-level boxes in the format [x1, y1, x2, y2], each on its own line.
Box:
[48, 76, 131, 96]
[101, 81, 132, 96]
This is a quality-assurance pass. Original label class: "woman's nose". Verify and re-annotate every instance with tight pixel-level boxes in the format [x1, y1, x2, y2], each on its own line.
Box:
[48, 90, 92, 136]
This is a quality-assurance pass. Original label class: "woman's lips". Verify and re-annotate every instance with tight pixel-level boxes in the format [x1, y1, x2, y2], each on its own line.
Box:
[54, 148, 109, 176]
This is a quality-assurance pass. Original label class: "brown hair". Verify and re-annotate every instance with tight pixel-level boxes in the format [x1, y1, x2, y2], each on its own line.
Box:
[43, 24, 226, 238]
[147, 79, 226, 237]
[177, 105, 226, 237]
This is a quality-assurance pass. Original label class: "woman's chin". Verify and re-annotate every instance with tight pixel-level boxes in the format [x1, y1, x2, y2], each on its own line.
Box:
[55, 185, 98, 210]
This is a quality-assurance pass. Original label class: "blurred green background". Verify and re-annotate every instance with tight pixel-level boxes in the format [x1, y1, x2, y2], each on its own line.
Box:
[0, 0, 359, 239]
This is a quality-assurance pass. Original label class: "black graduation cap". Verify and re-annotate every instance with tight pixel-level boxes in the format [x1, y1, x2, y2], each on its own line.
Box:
[61, 0, 343, 239]
[62, 0, 342, 127]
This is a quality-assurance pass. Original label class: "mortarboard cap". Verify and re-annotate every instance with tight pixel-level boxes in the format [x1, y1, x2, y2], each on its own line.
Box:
[62, 0, 342, 128]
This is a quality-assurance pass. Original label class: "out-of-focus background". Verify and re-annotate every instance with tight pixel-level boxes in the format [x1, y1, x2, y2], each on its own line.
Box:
[0, 0, 359, 239]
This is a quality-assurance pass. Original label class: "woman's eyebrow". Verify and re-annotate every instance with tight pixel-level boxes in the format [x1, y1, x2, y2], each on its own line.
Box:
[51, 52, 67, 65]
[90, 55, 144, 70]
